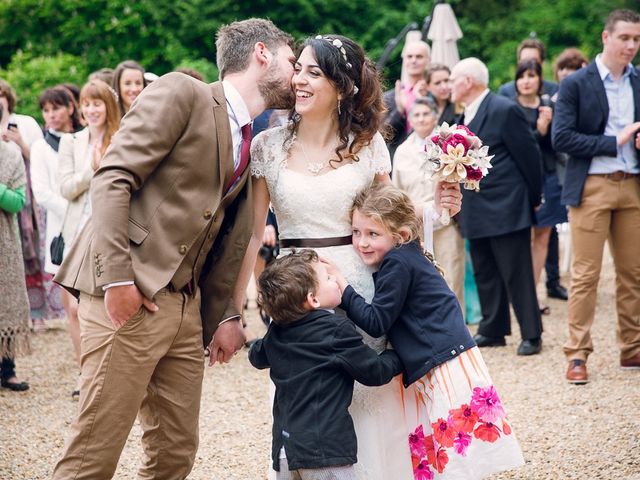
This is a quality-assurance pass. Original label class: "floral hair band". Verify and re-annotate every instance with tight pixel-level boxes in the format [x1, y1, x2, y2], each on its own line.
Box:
[315, 35, 359, 94]
[315, 35, 352, 70]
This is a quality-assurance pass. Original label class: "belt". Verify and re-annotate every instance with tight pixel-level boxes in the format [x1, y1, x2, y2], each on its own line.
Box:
[279, 235, 352, 249]
[590, 171, 639, 181]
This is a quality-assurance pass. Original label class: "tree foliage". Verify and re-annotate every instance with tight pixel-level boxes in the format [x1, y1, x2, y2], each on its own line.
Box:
[0, 0, 638, 120]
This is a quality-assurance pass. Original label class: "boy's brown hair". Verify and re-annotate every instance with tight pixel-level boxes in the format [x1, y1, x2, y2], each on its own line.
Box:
[258, 250, 319, 326]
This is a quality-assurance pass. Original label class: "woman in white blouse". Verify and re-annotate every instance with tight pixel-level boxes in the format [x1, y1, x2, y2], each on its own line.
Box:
[58, 79, 120, 399]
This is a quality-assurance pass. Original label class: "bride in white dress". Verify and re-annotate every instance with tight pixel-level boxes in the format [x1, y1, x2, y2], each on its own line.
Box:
[235, 35, 462, 480]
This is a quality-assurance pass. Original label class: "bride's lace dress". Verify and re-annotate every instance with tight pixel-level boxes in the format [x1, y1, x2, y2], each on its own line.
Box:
[251, 126, 414, 479]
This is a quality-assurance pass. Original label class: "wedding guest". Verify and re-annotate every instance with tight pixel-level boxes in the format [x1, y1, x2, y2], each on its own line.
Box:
[0, 79, 43, 160]
[549, 48, 589, 186]
[0, 106, 31, 392]
[383, 40, 431, 159]
[425, 63, 458, 125]
[514, 59, 567, 316]
[498, 37, 558, 98]
[57, 79, 120, 399]
[451, 57, 543, 356]
[552, 9, 640, 383]
[392, 97, 465, 312]
[112, 60, 146, 117]
[332, 183, 524, 479]
[497, 39, 567, 302]
[554, 48, 589, 86]
[29, 86, 82, 329]
[89, 68, 115, 87]
[249, 250, 402, 479]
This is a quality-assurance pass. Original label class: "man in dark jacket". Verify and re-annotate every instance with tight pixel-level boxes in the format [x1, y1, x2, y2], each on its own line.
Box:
[552, 9, 640, 384]
[249, 250, 402, 478]
[451, 57, 544, 357]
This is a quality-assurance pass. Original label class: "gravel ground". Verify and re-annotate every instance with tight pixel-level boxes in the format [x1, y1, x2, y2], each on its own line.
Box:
[1, 250, 639, 480]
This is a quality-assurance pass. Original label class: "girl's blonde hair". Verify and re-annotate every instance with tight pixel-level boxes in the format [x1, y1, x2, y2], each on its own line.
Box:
[350, 183, 421, 245]
[79, 79, 120, 157]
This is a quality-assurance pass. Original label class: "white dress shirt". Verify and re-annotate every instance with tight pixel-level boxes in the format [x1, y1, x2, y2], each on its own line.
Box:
[463, 88, 490, 126]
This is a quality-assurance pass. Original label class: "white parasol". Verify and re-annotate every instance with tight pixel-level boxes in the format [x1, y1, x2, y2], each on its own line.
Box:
[427, 3, 463, 68]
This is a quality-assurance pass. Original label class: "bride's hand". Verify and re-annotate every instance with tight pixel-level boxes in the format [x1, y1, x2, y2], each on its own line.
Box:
[435, 182, 462, 216]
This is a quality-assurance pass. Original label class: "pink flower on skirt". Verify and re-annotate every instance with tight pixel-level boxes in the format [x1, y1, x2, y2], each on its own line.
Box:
[409, 425, 427, 457]
[412, 459, 435, 480]
[453, 431, 472, 456]
[470, 385, 506, 423]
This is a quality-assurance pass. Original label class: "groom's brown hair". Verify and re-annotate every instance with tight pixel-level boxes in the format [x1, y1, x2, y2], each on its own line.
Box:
[215, 18, 293, 78]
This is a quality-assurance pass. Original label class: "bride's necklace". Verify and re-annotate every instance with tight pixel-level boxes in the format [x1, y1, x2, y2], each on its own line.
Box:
[298, 136, 334, 175]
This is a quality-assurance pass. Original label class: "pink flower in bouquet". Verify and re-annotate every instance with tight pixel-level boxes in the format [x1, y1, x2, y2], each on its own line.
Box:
[443, 133, 470, 154]
[464, 165, 483, 181]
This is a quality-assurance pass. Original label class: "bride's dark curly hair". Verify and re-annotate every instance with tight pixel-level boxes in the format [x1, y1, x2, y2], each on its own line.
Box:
[288, 34, 387, 167]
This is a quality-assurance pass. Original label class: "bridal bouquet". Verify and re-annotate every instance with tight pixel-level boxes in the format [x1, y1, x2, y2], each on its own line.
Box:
[423, 122, 494, 225]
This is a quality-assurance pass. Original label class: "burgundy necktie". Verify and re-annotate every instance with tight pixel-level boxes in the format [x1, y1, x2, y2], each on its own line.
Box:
[225, 123, 252, 193]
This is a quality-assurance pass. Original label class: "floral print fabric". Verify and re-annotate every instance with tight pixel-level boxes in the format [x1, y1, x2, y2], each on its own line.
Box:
[403, 347, 524, 479]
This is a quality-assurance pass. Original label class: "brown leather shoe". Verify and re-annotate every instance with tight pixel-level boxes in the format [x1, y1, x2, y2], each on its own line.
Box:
[620, 352, 640, 370]
[566, 360, 589, 384]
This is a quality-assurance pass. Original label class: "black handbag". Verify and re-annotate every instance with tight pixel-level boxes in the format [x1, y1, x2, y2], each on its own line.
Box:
[50, 233, 65, 266]
[50, 206, 70, 266]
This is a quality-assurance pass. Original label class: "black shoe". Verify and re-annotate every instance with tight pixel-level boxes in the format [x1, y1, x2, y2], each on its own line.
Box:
[517, 338, 542, 356]
[1, 378, 30, 392]
[547, 283, 568, 300]
[473, 334, 506, 347]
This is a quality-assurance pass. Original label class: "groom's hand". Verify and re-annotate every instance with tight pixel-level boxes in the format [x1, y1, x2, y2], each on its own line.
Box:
[104, 284, 158, 329]
[208, 319, 246, 366]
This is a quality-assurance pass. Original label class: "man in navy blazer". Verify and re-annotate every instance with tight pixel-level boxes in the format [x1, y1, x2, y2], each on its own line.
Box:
[552, 9, 640, 384]
[498, 37, 568, 304]
[451, 57, 544, 356]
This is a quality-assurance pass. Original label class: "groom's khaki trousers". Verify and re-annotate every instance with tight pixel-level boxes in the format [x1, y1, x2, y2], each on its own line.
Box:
[52, 287, 204, 480]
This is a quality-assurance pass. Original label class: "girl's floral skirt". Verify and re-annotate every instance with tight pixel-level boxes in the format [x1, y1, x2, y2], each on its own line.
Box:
[402, 347, 524, 479]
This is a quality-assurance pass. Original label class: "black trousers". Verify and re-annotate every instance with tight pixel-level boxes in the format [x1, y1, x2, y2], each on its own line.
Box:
[469, 228, 543, 340]
[545, 225, 560, 287]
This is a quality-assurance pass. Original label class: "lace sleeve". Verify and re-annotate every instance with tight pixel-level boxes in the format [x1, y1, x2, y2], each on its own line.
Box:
[370, 132, 392, 175]
[250, 131, 270, 179]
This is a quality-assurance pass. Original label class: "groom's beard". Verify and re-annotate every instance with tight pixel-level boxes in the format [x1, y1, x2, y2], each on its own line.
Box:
[259, 64, 295, 110]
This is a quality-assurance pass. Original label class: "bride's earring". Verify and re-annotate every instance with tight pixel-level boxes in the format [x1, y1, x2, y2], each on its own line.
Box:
[337, 99, 341, 116]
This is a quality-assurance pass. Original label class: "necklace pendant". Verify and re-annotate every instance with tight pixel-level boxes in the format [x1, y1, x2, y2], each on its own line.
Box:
[306, 162, 326, 175]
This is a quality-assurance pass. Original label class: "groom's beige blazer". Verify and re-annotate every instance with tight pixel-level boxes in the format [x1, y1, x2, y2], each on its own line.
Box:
[55, 73, 253, 346]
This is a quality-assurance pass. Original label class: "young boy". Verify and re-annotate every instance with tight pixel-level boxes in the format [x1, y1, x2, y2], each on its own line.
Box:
[249, 250, 402, 480]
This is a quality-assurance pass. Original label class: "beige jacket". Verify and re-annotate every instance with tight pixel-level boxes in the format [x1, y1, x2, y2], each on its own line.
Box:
[58, 127, 93, 249]
[55, 73, 253, 344]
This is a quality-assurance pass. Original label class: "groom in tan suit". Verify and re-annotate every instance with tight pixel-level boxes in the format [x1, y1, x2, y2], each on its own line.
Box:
[52, 19, 295, 479]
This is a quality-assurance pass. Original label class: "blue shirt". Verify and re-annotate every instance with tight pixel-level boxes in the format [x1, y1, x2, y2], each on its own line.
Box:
[590, 55, 639, 174]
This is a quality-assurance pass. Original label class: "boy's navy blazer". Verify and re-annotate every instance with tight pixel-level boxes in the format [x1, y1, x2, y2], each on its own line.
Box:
[249, 309, 402, 471]
[552, 61, 640, 206]
[341, 241, 475, 387]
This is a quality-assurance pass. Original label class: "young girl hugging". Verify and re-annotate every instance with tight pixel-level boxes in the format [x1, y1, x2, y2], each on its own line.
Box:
[328, 183, 524, 480]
